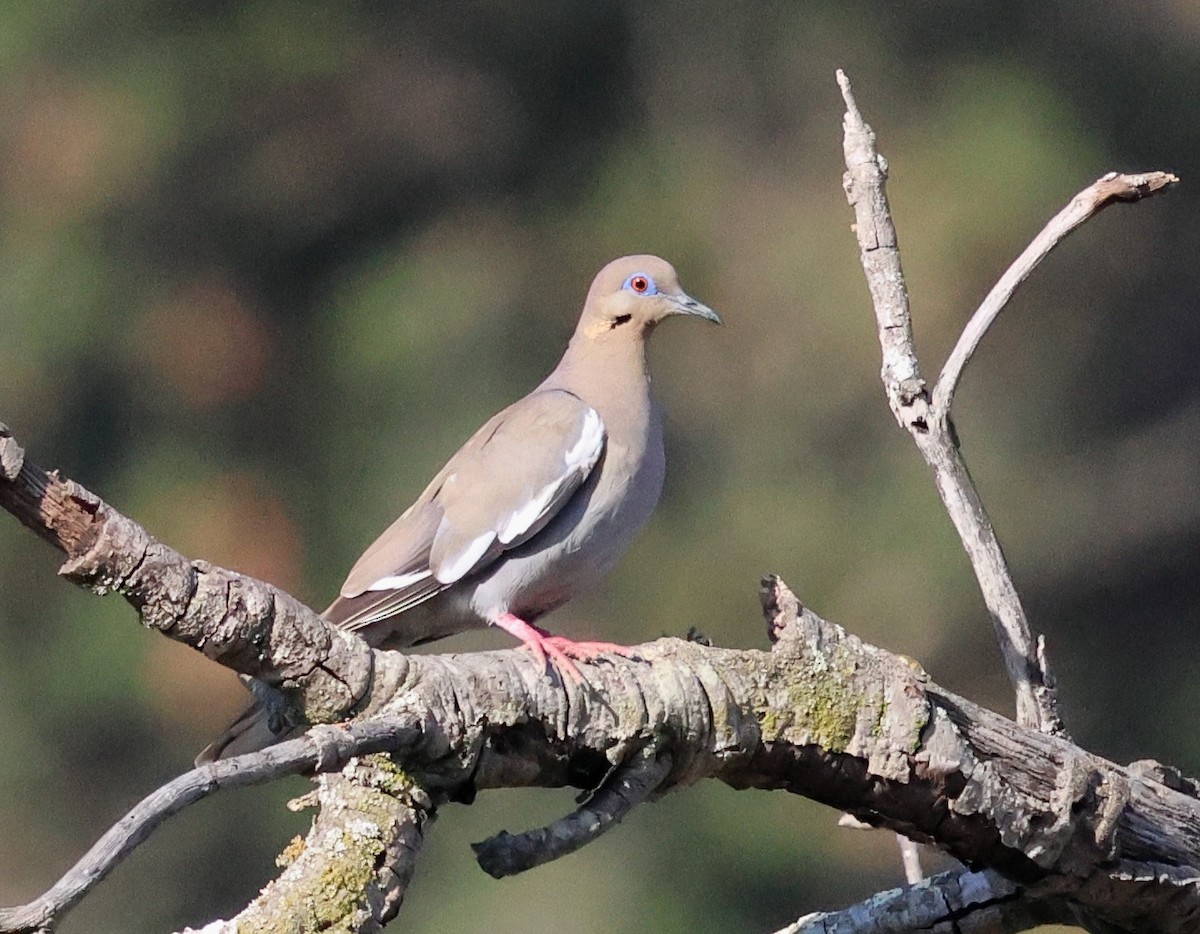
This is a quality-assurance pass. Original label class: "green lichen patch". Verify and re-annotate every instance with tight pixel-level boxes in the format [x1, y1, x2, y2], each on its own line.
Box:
[755, 650, 870, 753]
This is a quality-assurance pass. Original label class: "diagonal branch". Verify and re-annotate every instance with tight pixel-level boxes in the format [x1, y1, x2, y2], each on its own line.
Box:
[0, 721, 423, 934]
[472, 742, 673, 878]
[5, 410, 1200, 931]
[0, 422, 376, 730]
[934, 171, 1179, 415]
[776, 868, 1076, 934]
[3, 414, 1200, 932]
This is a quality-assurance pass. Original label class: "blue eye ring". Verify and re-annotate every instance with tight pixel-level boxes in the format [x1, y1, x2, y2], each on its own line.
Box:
[622, 273, 658, 295]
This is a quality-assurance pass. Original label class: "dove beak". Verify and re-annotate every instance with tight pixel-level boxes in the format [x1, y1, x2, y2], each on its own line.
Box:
[670, 292, 722, 325]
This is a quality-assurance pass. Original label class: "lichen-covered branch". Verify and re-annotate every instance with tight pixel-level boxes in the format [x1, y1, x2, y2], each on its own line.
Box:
[0, 721, 423, 934]
[5, 428, 1200, 931]
[197, 759, 431, 934]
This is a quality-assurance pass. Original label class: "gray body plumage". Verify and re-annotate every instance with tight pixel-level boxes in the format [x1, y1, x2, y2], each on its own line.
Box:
[342, 344, 667, 649]
[197, 254, 716, 762]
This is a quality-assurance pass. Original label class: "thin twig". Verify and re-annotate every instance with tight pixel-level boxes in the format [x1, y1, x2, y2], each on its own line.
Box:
[472, 744, 672, 877]
[934, 171, 1179, 415]
[0, 720, 421, 934]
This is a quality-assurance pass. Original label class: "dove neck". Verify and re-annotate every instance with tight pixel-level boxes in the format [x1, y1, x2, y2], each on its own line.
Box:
[546, 329, 652, 402]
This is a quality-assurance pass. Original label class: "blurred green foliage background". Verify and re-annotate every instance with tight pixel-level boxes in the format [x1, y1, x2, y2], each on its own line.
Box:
[1, 2, 1199, 932]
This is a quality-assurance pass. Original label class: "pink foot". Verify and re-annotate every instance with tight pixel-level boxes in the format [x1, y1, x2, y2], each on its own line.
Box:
[491, 613, 636, 682]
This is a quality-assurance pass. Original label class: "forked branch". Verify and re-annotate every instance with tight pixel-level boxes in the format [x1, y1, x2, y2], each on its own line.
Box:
[837, 68, 1177, 736]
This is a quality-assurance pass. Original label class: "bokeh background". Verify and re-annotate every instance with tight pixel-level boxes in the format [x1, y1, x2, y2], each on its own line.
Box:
[1, 3, 1198, 932]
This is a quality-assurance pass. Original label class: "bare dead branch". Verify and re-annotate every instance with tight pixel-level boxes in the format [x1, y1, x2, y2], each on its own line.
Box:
[776, 868, 1075, 934]
[835, 80, 927, 434]
[839, 69, 1072, 735]
[0, 720, 422, 934]
[934, 171, 1179, 415]
[472, 743, 673, 878]
[0, 421, 102, 553]
[4, 416, 1200, 932]
[837, 71, 1178, 741]
[0, 421, 375, 732]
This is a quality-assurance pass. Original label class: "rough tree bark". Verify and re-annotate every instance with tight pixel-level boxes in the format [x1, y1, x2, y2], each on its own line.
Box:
[0, 74, 1192, 934]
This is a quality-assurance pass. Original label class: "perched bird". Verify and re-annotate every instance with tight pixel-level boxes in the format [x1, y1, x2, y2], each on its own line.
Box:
[197, 254, 720, 762]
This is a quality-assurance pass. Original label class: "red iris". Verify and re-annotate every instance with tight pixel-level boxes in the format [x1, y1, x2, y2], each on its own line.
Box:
[631, 275, 649, 293]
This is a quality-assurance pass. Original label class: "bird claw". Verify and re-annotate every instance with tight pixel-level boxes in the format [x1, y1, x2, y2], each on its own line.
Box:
[536, 637, 639, 683]
[491, 613, 636, 683]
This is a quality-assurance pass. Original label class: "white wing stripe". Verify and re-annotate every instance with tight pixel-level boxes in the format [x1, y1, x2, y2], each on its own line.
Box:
[565, 407, 604, 472]
[365, 569, 433, 592]
[498, 481, 559, 544]
[434, 531, 496, 584]
[496, 407, 603, 545]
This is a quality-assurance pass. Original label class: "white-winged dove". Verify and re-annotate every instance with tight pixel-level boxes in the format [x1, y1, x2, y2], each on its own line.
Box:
[197, 255, 719, 762]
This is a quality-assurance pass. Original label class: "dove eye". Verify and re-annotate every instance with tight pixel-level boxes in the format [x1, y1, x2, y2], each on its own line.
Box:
[622, 273, 657, 295]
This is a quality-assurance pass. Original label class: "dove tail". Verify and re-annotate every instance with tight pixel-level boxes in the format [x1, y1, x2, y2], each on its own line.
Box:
[195, 701, 291, 765]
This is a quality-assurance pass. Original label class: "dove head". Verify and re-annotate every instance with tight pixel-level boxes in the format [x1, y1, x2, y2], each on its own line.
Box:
[575, 255, 721, 343]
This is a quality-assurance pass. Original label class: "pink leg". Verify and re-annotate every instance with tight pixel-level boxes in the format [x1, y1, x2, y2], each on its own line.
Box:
[491, 613, 636, 682]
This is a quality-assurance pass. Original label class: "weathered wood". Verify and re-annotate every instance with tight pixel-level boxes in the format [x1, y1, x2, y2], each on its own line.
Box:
[2, 423, 1197, 932]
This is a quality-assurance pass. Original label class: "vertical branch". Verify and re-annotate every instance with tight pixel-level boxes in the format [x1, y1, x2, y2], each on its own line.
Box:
[838, 68, 1176, 734]
[837, 70, 1065, 734]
